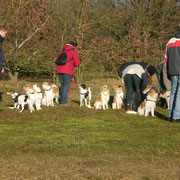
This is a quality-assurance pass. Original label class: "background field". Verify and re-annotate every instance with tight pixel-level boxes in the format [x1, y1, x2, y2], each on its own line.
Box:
[0, 75, 180, 180]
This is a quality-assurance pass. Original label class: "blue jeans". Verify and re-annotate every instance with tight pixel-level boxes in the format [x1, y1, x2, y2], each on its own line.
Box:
[58, 73, 72, 104]
[124, 74, 142, 109]
[169, 75, 180, 119]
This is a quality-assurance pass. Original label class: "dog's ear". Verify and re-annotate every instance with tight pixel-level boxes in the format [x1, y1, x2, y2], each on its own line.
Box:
[104, 85, 108, 89]
[81, 84, 86, 89]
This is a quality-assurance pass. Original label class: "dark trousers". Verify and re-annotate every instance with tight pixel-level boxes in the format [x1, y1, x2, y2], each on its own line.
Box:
[124, 74, 142, 109]
[58, 73, 72, 104]
[156, 72, 166, 92]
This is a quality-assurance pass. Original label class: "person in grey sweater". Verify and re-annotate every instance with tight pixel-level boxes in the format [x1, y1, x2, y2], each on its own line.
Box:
[156, 60, 171, 92]
[120, 63, 155, 111]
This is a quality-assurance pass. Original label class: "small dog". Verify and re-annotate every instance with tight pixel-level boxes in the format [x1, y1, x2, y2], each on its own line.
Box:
[42, 82, 59, 106]
[79, 84, 92, 108]
[23, 84, 40, 112]
[112, 85, 124, 109]
[33, 84, 43, 110]
[159, 90, 170, 109]
[7, 90, 30, 112]
[93, 96, 102, 109]
[93, 85, 110, 110]
[138, 87, 159, 117]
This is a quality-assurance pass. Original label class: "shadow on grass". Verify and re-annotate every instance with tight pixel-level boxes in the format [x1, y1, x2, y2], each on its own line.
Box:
[155, 111, 169, 121]
[72, 100, 80, 105]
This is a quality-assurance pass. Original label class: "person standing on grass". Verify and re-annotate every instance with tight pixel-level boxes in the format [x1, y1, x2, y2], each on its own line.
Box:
[57, 41, 80, 106]
[165, 26, 180, 123]
[156, 60, 171, 93]
[0, 26, 7, 79]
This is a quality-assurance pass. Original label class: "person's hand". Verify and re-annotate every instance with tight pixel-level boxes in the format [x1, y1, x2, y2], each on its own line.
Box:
[1, 68, 4, 73]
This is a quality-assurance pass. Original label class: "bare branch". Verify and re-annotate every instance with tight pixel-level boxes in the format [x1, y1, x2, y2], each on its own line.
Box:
[18, 16, 50, 50]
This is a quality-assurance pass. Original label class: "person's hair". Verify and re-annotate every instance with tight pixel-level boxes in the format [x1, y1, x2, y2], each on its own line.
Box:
[68, 41, 78, 47]
[0, 25, 7, 32]
[147, 65, 156, 76]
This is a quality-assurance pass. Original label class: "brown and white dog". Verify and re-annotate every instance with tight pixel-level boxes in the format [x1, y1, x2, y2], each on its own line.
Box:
[42, 82, 59, 106]
[137, 87, 159, 117]
[33, 84, 43, 110]
[112, 85, 124, 109]
[93, 85, 110, 110]
[79, 84, 92, 108]
[23, 84, 40, 112]
[159, 90, 170, 109]
[7, 90, 29, 112]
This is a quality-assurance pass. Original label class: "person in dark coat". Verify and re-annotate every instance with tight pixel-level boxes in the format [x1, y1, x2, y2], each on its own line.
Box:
[0, 26, 7, 79]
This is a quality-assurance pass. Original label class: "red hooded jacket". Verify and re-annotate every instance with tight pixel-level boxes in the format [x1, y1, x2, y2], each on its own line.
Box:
[56, 44, 80, 76]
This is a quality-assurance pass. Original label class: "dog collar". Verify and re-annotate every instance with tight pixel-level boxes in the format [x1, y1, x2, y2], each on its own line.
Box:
[146, 98, 157, 102]
[45, 87, 52, 91]
[80, 93, 87, 95]
[12, 93, 18, 99]
[35, 91, 42, 93]
[101, 92, 109, 96]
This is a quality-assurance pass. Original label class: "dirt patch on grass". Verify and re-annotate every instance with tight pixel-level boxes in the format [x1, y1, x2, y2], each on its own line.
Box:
[0, 155, 179, 180]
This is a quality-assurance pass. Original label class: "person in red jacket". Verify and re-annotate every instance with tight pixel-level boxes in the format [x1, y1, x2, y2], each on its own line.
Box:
[57, 41, 80, 105]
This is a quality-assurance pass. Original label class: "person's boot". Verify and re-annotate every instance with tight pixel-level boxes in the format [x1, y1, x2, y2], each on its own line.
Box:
[125, 102, 131, 111]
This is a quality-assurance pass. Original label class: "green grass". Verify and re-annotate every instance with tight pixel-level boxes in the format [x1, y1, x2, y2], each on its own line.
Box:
[0, 78, 180, 179]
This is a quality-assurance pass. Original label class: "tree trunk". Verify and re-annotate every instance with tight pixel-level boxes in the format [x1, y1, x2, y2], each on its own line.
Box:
[8, 72, 19, 81]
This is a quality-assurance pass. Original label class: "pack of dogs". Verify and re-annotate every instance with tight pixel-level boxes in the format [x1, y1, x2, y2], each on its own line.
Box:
[7, 82, 170, 117]
[7, 82, 60, 113]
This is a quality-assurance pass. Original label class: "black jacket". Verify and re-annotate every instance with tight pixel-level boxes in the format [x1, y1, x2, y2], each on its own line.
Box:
[0, 35, 5, 77]
[165, 31, 180, 76]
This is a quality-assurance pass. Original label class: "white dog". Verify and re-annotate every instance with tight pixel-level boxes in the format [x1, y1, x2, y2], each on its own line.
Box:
[93, 85, 110, 110]
[159, 90, 170, 109]
[138, 87, 159, 117]
[23, 84, 40, 112]
[79, 84, 92, 108]
[112, 85, 124, 109]
[33, 84, 43, 110]
[7, 89, 36, 113]
[42, 82, 59, 106]
[7, 90, 29, 112]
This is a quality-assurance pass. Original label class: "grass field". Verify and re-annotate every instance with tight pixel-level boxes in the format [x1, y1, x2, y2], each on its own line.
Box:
[0, 75, 180, 180]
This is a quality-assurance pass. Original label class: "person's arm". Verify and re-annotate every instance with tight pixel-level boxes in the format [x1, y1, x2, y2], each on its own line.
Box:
[162, 63, 171, 90]
[164, 42, 171, 80]
[141, 73, 148, 91]
[73, 51, 80, 67]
